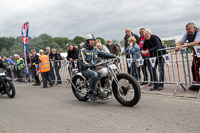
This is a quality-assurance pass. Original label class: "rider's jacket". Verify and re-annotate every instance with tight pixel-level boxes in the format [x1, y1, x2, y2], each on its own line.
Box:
[79, 43, 116, 71]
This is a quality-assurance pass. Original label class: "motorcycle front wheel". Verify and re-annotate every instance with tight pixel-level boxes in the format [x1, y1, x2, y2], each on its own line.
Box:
[4, 80, 16, 98]
[72, 75, 89, 101]
[112, 73, 141, 107]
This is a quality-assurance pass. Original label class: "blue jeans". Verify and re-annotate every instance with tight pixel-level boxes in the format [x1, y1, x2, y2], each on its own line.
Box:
[130, 62, 141, 80]
[142, 57, 153, 81]
[82, 69, 98, 92]
[152, 57, 165, 88]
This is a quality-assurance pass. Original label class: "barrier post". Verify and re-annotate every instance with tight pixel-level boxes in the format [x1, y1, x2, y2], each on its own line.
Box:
[186, 48, 192, 87]
[181, 49, 188, 86]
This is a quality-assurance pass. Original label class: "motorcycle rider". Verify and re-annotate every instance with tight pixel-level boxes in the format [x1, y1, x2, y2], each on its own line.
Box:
[79, 34, 116, 101]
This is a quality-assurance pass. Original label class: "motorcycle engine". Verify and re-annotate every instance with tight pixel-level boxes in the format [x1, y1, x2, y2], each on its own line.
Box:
[97, 77, 112, 99]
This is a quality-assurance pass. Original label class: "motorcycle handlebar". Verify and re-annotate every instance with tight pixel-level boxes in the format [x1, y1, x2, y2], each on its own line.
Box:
[95, 58, 118, 66]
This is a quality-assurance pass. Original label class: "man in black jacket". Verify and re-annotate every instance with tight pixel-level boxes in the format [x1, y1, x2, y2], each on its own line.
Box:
[50, 49, 62, 85]
[66, 43, 79, 68]
[124, 27, 139, 74]
[141, 29, 165, 91]
[31, 49, 41, 86]
[67, 44, 79, 61]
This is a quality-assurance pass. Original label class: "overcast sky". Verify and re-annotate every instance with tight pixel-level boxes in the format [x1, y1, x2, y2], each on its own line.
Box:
[0, 0, 200, 42]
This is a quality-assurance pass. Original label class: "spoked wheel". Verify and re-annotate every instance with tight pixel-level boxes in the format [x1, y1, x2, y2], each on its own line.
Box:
[112, 73, 141, 107]
[4, 80, 16, 98]
[72, 75, 89, 101]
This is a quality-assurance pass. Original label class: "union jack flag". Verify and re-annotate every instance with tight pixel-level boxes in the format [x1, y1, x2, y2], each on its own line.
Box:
[22, 22, 29, 76]
[22, 22, 29, 43]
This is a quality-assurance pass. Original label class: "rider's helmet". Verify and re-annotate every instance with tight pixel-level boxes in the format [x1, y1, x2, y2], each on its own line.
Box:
[85, 34, 96, 49]
[85, 34, 96, 44]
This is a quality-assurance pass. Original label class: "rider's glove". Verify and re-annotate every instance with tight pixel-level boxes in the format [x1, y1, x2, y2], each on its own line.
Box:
[89, 64, 96, 69]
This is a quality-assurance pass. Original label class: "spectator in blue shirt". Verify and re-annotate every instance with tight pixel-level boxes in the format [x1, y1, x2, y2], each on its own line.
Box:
[3, 56, 16, 66]
[175, 22, 200, 90]
[2, 56, 16, 78]
[123, 37, 141, 80]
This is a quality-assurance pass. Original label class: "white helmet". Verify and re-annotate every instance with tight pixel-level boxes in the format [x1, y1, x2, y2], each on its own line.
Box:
[85, 34, 96, 41]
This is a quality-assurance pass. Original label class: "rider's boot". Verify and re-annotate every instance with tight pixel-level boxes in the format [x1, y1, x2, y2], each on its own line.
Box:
[88, 91, 97, 101]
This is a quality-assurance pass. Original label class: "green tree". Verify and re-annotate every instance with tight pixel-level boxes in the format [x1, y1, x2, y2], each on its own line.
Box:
[53, 37, 71, 49]
[73, 36, 85, 47]
[0, 48, 8, 56]
[9, 43, 24, 56]
[0, 37, 8, 51]
[29, 33, 61, 52]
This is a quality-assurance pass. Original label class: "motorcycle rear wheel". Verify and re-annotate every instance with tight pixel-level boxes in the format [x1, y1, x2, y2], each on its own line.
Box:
[4, 80, 16, 98]
[112, 73, 141, 107]
[72, 75, 89, 101]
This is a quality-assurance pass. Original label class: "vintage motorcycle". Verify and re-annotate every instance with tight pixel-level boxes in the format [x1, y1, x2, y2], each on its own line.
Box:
[69, 59, 141, 107]
[0, 68, 15, 98]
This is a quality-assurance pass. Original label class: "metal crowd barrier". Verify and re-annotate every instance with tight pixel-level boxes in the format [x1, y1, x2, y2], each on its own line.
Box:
[8, 65, 26, 82]
[6, 59, 75, 86]
[120, 47, 190, 96]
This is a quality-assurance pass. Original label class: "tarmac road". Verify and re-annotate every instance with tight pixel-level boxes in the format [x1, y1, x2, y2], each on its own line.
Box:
[0, 83, 199, 133]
